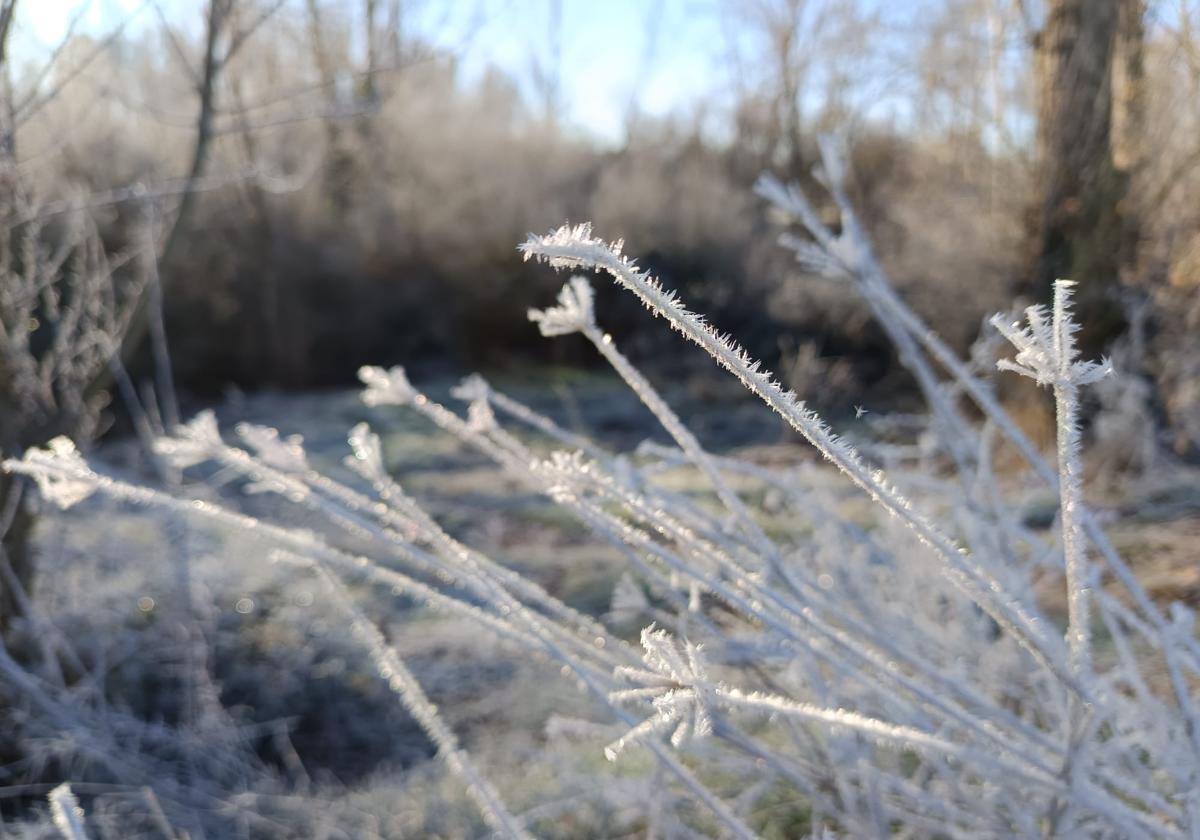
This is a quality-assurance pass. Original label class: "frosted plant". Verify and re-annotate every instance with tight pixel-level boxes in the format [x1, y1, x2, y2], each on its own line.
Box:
[527, 275, 596, 336]
[991, 281, 1111, 678]
[758, 139, 1200, 763]
[359, 363, 419, 406]
[5, 151, 1199, 838]
[520, 225, 1072, 688]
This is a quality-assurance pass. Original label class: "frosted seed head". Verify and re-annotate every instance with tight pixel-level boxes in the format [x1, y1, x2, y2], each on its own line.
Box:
[528, 276, 596, 336]
[359, 365, 417, 406]
[992, 280, 1108, 389]
[25, 437, 97, 509]
[237, 423, 309, 473]
[346, 423, 385, 477]
[154, 410, 222, 468]
[449, 373, 491, 403]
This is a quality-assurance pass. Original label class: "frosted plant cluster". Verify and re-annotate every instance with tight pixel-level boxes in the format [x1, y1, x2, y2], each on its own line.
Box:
[6, 145, 1199, 838]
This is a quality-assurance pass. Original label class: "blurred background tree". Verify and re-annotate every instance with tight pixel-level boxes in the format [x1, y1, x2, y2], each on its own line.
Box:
[1025, 0, 1144, 349]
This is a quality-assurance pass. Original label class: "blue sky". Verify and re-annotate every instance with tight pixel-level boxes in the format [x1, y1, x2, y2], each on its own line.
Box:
[20, 0, 739, 143]
[409, 1, 730, 140]
[23, 0, 1020, 144]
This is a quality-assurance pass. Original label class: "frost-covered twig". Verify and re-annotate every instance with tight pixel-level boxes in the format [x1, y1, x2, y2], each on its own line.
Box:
[992, 280, 1110, 678]
[48, 784, 89, 840]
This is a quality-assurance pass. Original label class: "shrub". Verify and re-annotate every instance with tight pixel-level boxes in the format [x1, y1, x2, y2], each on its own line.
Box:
[6, 145, 1197, 838]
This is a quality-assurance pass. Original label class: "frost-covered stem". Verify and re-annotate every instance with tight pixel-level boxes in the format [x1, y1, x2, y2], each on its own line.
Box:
[1162, 617, 1200, 769]
[343, 459, 629, 663]
[570, 484, 1065, 779]
[581, 324, 781, 571]
[379, 492, 631, 671]
[713, 720, 844, 818]
[0, 543, 68, 685]
[721, 685, 1058, 787]
[106, 353, 168, 479]
[309, 562, 534, 840]
[474, 380, 726, 546]
[521, 227, 1075, 693]
[989, 280, 1117, 819]
[425, 385, 727, 622]
[208, 436, 628, 671]
[717, 686, 1162, 838]
[1051, 285, 1099, 681]
[485, 385, 610, 463]
[643, 745, 758, 840]
[573, 456, 1059, 761]
[756, 151, 976, 476]
[2, 451, 586, 667]
[48, 783, 89, 840]
[372, 374, 759, 644]
[877, 279, 1159, 638]
[356, 389, 762, 837]
[299, 530, 758, 837]
[850, 206, 1200, 756]
[0, 643, 133, 784]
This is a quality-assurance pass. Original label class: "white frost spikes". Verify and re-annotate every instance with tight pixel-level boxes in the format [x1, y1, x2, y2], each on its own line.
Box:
[994, 279, 1109, 679]
[528, 275, 596, 336]
[990, 281, 1112, 389]
[236, 423, 310, 474]
[153, 410, 223, 469]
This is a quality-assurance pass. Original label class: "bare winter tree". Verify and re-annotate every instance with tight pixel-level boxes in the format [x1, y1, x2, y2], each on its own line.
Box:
[116, 0, 287, 365]
[0, 0, 287, 633]
[721, 0, 880, 180]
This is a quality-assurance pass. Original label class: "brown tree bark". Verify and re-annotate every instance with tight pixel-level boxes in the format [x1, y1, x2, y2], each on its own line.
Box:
[1028, 0, 1143, 351]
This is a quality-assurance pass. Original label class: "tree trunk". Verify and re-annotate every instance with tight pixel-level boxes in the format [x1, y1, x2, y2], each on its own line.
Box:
[104, 0, 230, 387]
[1029, 0, 1140, 352]
[1111, 0, 1145, 279]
